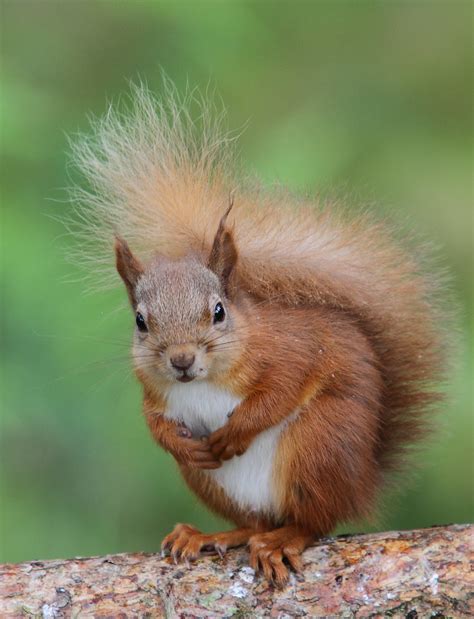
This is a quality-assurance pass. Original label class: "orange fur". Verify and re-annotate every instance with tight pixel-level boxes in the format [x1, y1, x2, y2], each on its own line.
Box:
[70, 84, 450, 586]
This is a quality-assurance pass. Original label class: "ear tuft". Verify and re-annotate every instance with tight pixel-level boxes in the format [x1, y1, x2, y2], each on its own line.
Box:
[114, 236, 144, 307]
[208, 200, 238, 295]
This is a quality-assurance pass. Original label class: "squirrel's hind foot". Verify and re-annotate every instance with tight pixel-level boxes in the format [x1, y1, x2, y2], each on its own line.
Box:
[248, 526, 313, 588]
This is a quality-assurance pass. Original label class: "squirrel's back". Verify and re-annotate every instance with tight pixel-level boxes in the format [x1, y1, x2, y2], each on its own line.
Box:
[69, 83, 450, 477]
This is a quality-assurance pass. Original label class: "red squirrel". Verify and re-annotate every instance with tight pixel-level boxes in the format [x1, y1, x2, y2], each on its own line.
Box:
[70, 85, 448, 586]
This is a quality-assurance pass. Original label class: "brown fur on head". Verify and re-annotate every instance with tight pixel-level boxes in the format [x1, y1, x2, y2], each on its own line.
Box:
[114, 210, 243, 387]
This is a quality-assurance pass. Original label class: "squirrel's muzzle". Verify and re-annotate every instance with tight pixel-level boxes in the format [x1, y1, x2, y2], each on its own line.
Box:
[170, 352, 195, 371]
[165, 343, 208, 383]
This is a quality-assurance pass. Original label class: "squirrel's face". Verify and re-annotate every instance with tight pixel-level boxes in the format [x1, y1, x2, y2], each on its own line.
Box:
[130, 259, 240, 384]
[114, 205, 240, 386]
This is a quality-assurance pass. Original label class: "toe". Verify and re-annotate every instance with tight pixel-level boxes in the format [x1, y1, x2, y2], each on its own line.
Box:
[282, 544, 303, 573]
[170, 532, 191, 560]
[249, 548, 259, 572]
[269, 550, 289, 588]
[248, 536, 265, 572]
[180, 534, 208, 562]
[221, 445, 236, 460]
[258, 549, 274, 583]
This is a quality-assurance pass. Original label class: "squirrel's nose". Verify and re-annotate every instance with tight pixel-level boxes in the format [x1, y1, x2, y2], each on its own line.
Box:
[170, 353, 195, 371]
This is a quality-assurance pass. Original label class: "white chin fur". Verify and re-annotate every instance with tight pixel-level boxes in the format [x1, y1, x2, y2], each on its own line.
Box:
[164, 381, 291, 516]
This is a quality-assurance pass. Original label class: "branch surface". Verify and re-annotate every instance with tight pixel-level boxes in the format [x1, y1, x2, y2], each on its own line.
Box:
[1, 524, 472, 617]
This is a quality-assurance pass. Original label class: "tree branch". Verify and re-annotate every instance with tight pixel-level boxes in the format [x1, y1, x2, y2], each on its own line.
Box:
[1, 524, 471, 617]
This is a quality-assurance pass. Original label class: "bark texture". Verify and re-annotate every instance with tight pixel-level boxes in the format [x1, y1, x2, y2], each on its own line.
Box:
[1, 524, 472, 618]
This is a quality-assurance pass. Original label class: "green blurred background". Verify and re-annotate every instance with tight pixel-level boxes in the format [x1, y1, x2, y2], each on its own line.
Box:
[1, 1, 472, 564]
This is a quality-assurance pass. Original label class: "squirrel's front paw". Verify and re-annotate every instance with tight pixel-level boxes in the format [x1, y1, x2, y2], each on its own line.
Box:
[208, 425, 252, 461]
[170, 428, 221, 470]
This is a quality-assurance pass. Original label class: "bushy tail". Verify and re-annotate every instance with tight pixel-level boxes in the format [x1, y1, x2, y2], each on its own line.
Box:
[69, 83, 450, 476]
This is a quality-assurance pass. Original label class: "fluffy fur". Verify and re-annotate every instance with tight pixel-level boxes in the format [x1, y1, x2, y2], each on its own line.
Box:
[70, 82, 447, 476]
[69, 83, 450, 585]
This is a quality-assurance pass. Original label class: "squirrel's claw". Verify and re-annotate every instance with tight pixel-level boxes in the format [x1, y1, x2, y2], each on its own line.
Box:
[215, 543, 227, 559]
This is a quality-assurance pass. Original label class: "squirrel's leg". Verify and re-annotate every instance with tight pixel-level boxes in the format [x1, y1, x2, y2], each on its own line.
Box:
[161, 523, 261, 562]
[248, 526, 313, 587]
[245, 393, 380, 587]
[275, 392, 380, 535]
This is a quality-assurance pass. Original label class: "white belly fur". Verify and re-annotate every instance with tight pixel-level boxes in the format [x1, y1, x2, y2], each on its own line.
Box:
[164, 381, 289, 516]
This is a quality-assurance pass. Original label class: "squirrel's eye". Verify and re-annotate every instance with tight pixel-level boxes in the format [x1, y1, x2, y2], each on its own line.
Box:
[213, 302, 226, 324]
[136, 312, 148, 332]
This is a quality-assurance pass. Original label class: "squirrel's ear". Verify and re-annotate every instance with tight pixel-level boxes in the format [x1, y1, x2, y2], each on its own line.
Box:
[114, 236, 144, 307]
[208, 203, 238, 296]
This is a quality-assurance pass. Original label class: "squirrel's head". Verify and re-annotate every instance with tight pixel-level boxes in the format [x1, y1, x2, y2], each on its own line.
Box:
[115, 208, 243, 386]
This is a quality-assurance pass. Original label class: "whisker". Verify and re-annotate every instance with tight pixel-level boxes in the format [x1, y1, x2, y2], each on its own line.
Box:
[207, 338, 243, 347]
[201, 326, 253, 348]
